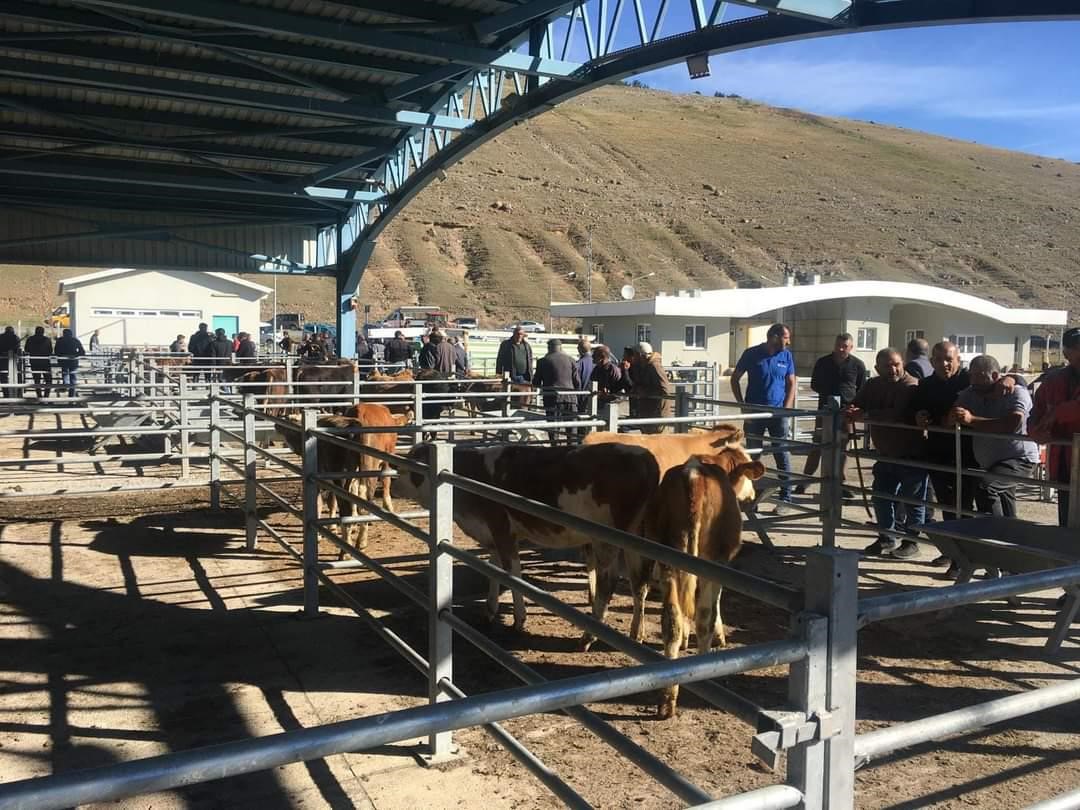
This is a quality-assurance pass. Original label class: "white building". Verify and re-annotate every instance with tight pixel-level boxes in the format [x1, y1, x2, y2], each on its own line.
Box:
[59, 268, 271, 348]
[552, 280, 1069, 372]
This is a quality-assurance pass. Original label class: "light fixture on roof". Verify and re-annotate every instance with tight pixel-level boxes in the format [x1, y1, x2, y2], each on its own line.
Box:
[686, 53, 710, 80]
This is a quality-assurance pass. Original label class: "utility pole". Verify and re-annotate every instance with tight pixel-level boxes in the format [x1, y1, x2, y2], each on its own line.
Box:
[586, 227, 594, 304]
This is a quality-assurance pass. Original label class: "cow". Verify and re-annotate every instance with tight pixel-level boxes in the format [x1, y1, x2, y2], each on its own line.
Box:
[295, 361, 356, 411]
[582, 426, 744, 478]
[394, 442, 660, 648]
[233, 366, 289, 421]
[341, 403, 411, 551]
[631, 446, 765, 719]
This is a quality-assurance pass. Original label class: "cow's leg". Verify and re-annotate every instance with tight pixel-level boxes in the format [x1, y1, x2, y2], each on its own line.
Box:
[658, 575, 686, 719]
[696, 580, 724, 651]
[380, 461, 395, 513]
[625, 551, 652, 644]
[350, 476, 367, 553]
[510, 553, 526, 632]
[487, 538, 517, 627]
[579, 546, 618, 652]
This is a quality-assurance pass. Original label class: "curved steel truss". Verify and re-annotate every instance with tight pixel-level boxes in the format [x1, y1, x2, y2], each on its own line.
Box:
[0, 0, 1075, 352]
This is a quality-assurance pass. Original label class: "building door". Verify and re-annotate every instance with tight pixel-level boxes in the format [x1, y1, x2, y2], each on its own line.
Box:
[212, 315, 239, 335]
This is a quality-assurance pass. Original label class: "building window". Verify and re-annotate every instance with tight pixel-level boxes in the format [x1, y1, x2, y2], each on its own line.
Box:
[591, 323, 604, 344]
[684, 324, 706, 350]
[905, 329, 925, 343]
[949, 335, 985, 355]
[856, 327, 877, 351]
[636, 323, 652, 344]
[90, 308, 201, 319]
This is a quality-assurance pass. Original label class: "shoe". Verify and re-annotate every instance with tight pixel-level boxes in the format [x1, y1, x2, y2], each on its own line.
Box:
[862, 539, 896, 557]
[890, 540, 920, 560]
[773, 501, 796, 516]
[929, 555, 952, 567]
[793, 484, 807, 495]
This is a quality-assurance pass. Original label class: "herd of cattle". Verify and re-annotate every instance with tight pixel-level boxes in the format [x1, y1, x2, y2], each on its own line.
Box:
[243, 361, 764, 717]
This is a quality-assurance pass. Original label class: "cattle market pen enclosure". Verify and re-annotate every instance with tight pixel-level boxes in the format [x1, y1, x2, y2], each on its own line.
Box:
[1, 360, 1080, 809]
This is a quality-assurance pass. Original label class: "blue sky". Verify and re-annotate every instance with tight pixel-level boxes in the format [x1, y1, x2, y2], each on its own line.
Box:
[632, 19, 1080, 161]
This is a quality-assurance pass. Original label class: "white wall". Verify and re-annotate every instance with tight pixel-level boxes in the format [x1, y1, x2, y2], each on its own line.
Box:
[890, 304, 1032, 370]
[70, 270, 265, 347]
[841, 298, 892, 367]
[584, 315, 730, 368]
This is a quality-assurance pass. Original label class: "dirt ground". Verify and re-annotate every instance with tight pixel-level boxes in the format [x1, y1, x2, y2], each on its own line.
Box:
[2, 480, 1079, 809]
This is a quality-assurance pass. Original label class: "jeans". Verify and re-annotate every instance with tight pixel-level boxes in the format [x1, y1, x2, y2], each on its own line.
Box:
[61, 368, 78, 397]
[974, 458, 1034, 518]
[872, 461, 928, 536]
[928, 469, 976, 522]
[745, 416, 792, 501]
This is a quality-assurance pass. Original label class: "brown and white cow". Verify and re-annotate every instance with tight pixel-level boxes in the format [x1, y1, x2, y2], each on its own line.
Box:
[394, 442, 660, 647]
[631, 446, 765, 719]
[341, 403, 410, 550]
[582, 425, 744, 479]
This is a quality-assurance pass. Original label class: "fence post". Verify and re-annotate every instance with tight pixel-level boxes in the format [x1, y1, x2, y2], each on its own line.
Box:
[5, 351, 15, 398]
[352, 361, 361, 405]
[285, 355, 294, 396]
[413, 382, 424, 445]
[675, 387, 690, 434]
[604, 400, 619, 433]
[819, 410, 842, 549]
[209, 382, 221, 509]
[711, 362, 720, 416]
[178, 373, 190, 478]
[795, 550, 858, 810]
[954, 424, 964, 518]
[243, 393, 258, 551]
[301, 408, 320, 617]
[786, 614, 828, 810]
[501, 373, 512, 419]
[1069, 435, 1080, 531]
[427, 441, 456, 760]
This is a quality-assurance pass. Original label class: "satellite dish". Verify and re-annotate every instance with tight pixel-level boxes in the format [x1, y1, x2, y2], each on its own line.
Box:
[620, 284, 635, 300]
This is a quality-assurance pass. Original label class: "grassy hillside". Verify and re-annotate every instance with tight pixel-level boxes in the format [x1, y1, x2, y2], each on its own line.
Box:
[4, 85, 1078, 329]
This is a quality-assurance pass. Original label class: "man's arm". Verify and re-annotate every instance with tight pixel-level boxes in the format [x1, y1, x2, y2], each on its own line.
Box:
[809, 357, 826, 395]
[949, 407, 1024, 434]
[784, 373, 796, 409]
[730, 368, 745, 404]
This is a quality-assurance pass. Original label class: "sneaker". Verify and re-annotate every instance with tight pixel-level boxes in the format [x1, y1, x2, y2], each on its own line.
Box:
[929, 555, 952, 568]
[890, 540, 920, 560]
[773, 501, 796, 516]
[862, 539, 897, 557]
[793, 484, 808, 495]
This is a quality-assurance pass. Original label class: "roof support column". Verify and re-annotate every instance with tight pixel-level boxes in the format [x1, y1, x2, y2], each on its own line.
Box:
[336, 238, 373, 359]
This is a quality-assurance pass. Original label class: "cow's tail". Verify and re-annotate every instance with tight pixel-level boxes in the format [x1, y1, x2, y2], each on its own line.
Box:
[678, 470, 706, 627]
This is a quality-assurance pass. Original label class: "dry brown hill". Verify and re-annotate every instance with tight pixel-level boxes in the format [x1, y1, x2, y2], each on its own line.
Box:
[4, 85, 1078, 329]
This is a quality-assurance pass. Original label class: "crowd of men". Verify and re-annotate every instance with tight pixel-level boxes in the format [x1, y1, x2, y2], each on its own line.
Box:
[0, 325, 87, 398]
[736, 323, 1080, 564]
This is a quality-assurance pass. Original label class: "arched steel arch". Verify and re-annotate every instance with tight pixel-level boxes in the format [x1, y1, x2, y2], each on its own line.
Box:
[325, 0, 1080, 353]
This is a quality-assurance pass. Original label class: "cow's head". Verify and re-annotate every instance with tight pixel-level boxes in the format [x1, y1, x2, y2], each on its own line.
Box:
[698, 446, 765, 502]
[705, 424, 745, 449]
[392, 409, 414, 426]
[393, 444, 433, 505]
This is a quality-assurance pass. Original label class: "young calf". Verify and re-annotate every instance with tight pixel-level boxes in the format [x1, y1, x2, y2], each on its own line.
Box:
[634, 446, 765, 719]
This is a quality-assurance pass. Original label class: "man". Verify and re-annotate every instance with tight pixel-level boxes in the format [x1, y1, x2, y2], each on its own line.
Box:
[418, 330, 455, 374]
[798, 333, 866, 495]
[1031, 326, 1080, 526]
[496, 326, 534, 383]
[905, 338, 934, 380]
[628, 342, 672, 434]
[575, 339, 595, 415]
[208, 327, 234, 367]
[24, 326, 53, 398]
[54, 328, 86, 398]
[533, 339, 580, 440]
[847, 348, 924, 559]
[88, 330, 101, 353]
[169, 334, 187, 354]
[385, 330, 413, 367]
[0, 325, 21, 397]
[236, 332, 257, 363]
[589, 345, 628, 407]
[278, 333, 294, 355]
[188, 322, 213, 381]
[949, 355, 1040, 518]
[448, 335, 469, 377]
[732, 323, 796, 507]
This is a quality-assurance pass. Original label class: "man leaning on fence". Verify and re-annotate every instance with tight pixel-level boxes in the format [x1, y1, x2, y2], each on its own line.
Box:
[948, 355, 1039, 519]
[0, 325, 20, 398]
[731, 323, 796, 509]
[1031, 326, 1080, 527]
[847, 348, 925, 559]
[797, 332, 865, 497]
[24, 326, 52, 399]
[533, 338, 580, 440]
[54, 328, 85, 398]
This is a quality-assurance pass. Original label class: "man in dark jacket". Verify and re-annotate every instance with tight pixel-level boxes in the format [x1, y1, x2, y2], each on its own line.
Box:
[589, 345, 629, 407]
[236, 332, 257, 363]
[448, 336, 469, 377]
[496, 327, 533, 383]
[188, 323, 213, 381]
[208, 328, 234, 372]
[418, 331, 455, 374]
[384, 330, 413, 367]
[54, 328, 86, 397]
[575, 339, 594, 415]
[0, 325, 21, 397]
[904, 338, 933, 380]
[24, 326, 53, 398]
[533, 339, 580, 435]
[628, 342, 672, 434]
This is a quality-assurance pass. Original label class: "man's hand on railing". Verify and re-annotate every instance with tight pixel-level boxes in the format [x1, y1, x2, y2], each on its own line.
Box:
[946, 406, 974, 427]
[914, 409, 933, 429]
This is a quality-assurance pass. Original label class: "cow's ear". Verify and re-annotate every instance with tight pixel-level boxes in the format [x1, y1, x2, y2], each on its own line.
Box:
[732, 461, 766, 481]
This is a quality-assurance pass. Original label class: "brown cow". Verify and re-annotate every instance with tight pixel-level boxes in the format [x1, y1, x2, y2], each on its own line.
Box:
[394, 442, 660, 647]
[632, 447, 765, 719]
[341, 403, 410, 551]
[582, 426, 744, 478]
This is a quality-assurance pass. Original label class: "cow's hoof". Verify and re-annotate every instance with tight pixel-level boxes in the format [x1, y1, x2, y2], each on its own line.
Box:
[577, 634, 596, 653]
[656, 700, 676, 720]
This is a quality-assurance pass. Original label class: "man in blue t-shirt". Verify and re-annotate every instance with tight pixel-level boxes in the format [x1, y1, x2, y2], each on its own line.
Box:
[732, 323, 796, 506]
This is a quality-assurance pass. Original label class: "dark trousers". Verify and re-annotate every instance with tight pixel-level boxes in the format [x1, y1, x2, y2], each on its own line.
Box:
[746, 416, 792, 501]
[1060, 491, 1072, 528]
[31, 369, 51, 398]
[929, 468, 976, 522]
[544, 400, 576, 445]
[872, 461, 928, 535]
[975, 458, 1034, 518]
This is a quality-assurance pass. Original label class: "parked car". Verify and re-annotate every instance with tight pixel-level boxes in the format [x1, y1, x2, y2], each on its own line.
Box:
[453, 317, 478, 330]
[516, 320, 546, 333]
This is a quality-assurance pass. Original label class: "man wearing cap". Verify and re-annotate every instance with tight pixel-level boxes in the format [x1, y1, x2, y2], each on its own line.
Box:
[1031, 326, 1080, 526]
[496, 326, 533, 383]
[732, 323, 796, 507]
[628, 341, 672, 434]
[533, 339, 580, 440]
